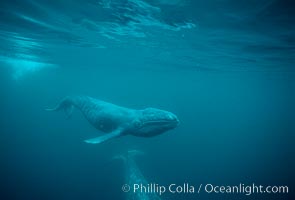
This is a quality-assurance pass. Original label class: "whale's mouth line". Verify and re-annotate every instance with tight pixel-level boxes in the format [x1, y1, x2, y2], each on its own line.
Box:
[142, 120, 178, 126]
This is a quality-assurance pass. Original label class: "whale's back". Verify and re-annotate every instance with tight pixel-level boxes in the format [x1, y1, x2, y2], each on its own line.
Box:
[71, 96, 135, 133]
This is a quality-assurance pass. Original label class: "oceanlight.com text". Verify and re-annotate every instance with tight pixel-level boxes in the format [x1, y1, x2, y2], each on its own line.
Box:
[122, 183, 289, 196]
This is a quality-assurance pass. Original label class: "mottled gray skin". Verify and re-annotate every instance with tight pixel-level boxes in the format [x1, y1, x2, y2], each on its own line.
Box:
[115, 150, 161, 200]
[47, 96, 179, 144]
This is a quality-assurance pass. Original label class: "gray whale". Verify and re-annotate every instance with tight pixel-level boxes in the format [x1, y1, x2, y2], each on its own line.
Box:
[114, 150, 161, 200]
[46, 96, 179, 144]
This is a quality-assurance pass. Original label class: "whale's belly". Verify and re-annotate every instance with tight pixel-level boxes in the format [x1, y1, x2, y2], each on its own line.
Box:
[81, 103, 132, 133]
[93, 115, 120, 132]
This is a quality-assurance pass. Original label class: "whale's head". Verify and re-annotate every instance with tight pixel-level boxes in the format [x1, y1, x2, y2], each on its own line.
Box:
[131, 107, 179, 137]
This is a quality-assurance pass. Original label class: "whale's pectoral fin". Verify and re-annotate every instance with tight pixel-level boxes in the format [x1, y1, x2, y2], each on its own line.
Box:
[84, 128, 124, 144]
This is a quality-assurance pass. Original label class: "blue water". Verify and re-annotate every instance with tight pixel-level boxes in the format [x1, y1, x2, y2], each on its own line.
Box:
[0, 0, 294, 200]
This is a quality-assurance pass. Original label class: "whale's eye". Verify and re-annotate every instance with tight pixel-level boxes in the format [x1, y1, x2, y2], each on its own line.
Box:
[134, 120, 142, 128]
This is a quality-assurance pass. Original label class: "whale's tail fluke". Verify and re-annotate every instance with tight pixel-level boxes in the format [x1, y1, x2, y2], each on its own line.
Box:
[127, 149, 145, 157]
[46, 97, 74, 118]
[112, 149, 145, 162]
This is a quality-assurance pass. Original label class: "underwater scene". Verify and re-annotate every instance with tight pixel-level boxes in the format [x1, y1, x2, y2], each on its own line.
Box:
[0, 0, 294, 199]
